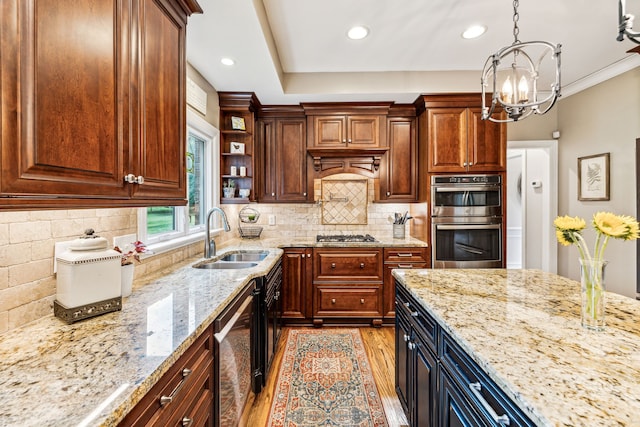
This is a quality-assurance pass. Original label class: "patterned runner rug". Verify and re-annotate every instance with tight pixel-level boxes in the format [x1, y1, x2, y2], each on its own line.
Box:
[267, 328, 388, 427]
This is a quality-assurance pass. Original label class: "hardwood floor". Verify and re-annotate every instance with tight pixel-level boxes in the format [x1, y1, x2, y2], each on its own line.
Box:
[246, 326, 409, 427]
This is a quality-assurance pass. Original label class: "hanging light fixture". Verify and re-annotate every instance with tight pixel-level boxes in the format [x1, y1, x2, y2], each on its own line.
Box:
[481, 0, 561, 122]
[618, 0, 640, 44]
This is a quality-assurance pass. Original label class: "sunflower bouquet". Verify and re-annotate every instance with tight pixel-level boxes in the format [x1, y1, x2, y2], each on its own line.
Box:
[554, 212, 639, 329]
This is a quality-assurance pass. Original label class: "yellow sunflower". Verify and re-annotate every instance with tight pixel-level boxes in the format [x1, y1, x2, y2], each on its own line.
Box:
[593, 212, 629, 238]
[553, 215, 586, 232]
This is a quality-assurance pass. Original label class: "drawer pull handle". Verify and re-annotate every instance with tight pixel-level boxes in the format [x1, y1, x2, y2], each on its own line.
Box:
[182, 417, 193, 427]
[469, 382, 511, 426]
[331, 263, 336, 268]
[331, 299, 336, 304]
[360, 298, 365, 304]
[397, 253, 413, 257]
[397, 264, 413, 268]
[359, 263, 365, 269]
[274, 291, 280, 300]
[410, 311, 419, 317]
[159, 368, 192, 406]
[408, 342, 416, 350]
[403, 334, 410, 342]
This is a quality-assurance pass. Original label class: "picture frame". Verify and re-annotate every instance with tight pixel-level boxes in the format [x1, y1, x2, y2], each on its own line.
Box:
[231, 116, 246, 130]
[230, 141, 245, 154]
[578, 152, 610, 201]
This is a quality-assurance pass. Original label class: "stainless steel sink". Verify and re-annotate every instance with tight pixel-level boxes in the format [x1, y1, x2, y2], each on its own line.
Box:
[220, 251, 268, 262]
[193, 261, 258, 270]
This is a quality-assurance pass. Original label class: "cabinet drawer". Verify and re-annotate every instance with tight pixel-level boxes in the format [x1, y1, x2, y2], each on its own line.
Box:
[314, 286, 382, 317]
[441, 335, 535, 427]
[120, 326, 214, 426]
[396, 284, 438, 353]
[314, 249, 383, 282]
[384, 247, 428, 263]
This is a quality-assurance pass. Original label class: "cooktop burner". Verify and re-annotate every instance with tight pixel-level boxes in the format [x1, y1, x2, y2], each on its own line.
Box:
[316, 234, 378, 243]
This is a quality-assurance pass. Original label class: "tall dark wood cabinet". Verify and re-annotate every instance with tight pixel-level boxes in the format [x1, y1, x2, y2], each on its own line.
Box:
[256, 107, 310, 203]
[378, 105, 418, 202]
[0, 0, 201, 210]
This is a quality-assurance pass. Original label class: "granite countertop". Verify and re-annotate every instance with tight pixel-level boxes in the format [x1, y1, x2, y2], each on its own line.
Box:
[393, 268, 640, 427]
[0, 235, 427, 427]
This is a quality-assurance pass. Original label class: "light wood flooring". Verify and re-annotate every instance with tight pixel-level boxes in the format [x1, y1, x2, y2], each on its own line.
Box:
[246, 326, 409, 427]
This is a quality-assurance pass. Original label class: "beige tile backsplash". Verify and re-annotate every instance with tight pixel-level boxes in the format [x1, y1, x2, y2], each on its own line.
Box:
[0, 173, 409, 333]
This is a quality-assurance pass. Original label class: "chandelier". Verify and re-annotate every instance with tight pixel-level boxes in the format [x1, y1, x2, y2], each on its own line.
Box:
[481, 0, 561, 122]
[618, 0, 640, 44]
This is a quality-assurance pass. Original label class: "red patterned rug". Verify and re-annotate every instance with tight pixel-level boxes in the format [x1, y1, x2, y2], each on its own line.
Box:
[267, 328, 389, 427]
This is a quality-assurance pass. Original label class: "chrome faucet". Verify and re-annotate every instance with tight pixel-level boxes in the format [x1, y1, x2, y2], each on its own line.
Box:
[204, 207, 231, 258]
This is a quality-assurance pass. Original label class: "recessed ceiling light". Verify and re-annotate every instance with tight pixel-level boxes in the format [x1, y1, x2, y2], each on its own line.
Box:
[347, 26, 369, 40]
[220, 57, 235, 66]
[462, 25, 487, 39]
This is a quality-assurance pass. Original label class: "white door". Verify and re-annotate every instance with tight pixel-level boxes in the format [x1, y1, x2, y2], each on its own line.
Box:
[507, 141, 558, 273]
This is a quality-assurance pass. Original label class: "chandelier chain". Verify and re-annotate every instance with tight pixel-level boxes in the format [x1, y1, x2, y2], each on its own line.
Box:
[512, 0, 520, 44]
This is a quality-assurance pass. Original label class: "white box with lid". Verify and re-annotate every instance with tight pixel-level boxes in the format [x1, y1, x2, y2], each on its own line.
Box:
[55, 229, 121, 313]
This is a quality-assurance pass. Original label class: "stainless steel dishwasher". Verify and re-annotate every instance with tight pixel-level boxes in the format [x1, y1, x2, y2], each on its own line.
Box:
[214, 280, 258, 427]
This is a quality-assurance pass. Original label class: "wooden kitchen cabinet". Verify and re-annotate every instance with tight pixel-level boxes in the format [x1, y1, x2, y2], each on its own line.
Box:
[281, 248, 313, 323]
[219, 92, 259, 203]
[383, 247, 429, 322]
[378, 111, 418, 202]
[257, 116, 309, 202]
[312, 248, 384, 326]
[309, 115, 382, 148]
[119, 324, 214, 427]
[0, 0, 201, 210]
[415, 94, 506, 174]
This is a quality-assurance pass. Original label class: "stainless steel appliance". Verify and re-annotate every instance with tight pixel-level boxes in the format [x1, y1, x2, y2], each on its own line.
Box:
[214, 280, 259, 427]
[431, 174, 501, 217]
[431, 175, 503, 268]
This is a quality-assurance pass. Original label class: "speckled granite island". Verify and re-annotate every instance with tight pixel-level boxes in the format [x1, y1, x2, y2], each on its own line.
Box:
[393, 268, 640, 427]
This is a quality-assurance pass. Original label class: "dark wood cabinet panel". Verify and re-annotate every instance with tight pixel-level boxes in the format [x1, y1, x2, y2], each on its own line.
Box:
[383, 247, 429, 320]
[379, 116, 418, 202]
[257, 117, 308, 202]
[467, 108, 506, 172]
[427, 108, 468, 173]
[314, 285, 382, 318]
[310, 114, 382, 148]
[281, 248, 312, 322]
[0, 0, 200, 209]
[314, 248, 383, 282]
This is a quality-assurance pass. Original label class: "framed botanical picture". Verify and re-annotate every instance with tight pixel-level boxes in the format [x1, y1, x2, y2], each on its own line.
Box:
[231, 116, 246, 130]
[578, 152, 610, 201]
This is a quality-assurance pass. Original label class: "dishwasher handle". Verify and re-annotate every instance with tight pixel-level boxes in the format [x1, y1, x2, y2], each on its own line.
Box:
[214, 295, 253, 343]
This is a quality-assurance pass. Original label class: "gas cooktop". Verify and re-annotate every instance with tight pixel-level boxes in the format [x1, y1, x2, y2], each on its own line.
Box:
[316, 234, 378, 243]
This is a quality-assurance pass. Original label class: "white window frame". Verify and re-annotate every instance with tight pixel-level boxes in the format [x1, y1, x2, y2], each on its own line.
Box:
[137, 108, 220, 255]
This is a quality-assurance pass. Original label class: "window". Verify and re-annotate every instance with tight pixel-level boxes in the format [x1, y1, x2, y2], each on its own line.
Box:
[138, 109, 220, 252]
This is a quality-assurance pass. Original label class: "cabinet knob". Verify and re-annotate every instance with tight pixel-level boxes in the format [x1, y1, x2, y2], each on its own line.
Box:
[182, 417, 193, 427]
[271, 192, 275, 196]
[331, 263, 336, 268]
[463, 162, 468, 167]
[342, 139, 347, 143]
[307, 253, 312, 258]
[403, 334, 410, 342]
[386, 191, 391, 196]
[303, 192, 307, 196]
[469, 162, 473, 166]
[360, 298, 365, 304]
[408, 342, 416, 350]
[331, 298, 336, 304]
[348, 139, 352, 143]
[274, 291, 280, 300]
[359, 263, 365, 269]
[124, 174, 144, 184]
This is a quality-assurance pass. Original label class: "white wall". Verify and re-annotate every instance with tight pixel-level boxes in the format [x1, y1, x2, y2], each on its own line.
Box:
[556, 68, 640, 297]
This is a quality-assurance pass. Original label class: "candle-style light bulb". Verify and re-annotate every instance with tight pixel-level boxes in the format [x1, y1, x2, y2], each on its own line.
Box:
[518, 75, 529, 103]
[500, 76, 513, 104]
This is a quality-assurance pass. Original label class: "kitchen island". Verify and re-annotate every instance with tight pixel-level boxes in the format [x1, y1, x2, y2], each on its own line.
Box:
[393, 268, 640, 427]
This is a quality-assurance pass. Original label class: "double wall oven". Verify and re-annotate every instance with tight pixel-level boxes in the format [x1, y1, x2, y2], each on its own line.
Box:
[431, 175, 503, 268]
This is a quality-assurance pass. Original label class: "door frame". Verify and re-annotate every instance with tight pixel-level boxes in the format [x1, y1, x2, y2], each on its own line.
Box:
[507, 140, 558, 273]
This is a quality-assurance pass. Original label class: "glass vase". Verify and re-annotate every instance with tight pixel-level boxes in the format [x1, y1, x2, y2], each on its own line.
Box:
[579, 258, 607, 331]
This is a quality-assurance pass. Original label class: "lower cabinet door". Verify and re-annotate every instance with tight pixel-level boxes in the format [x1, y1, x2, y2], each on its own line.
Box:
[440, 369, 489, 427]
[414, 335, 438, 427]
[395, 310, 411, 415]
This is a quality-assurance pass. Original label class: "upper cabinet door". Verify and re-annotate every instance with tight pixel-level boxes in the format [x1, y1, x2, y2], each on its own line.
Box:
[0, 0, 129, 204]
[346, 115, 380, 148]
[276, 119, 308, 202]
[129, 0, 187, 201]
[427, 108, 467, 173]
[312, 115, 347, 148]
[467, 108, 506, 172]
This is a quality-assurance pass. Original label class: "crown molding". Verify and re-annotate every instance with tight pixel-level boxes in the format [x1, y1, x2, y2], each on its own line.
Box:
[561, 54, 640, 98]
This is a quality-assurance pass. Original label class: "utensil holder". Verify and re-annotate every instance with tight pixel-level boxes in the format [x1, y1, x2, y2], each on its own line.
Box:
[393, 224, 405, 239]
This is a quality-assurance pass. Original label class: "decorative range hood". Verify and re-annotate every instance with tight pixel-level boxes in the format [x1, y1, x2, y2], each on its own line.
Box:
[307, 147, 389, 176]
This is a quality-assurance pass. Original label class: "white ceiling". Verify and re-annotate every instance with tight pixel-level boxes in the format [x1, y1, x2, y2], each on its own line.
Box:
[186, 0, 640, 105]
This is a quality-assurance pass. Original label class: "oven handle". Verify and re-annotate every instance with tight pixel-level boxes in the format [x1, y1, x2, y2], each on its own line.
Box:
[436, 224, 502, 231]
[433, 186, 500, 193]
[455, 242, 484, 255]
